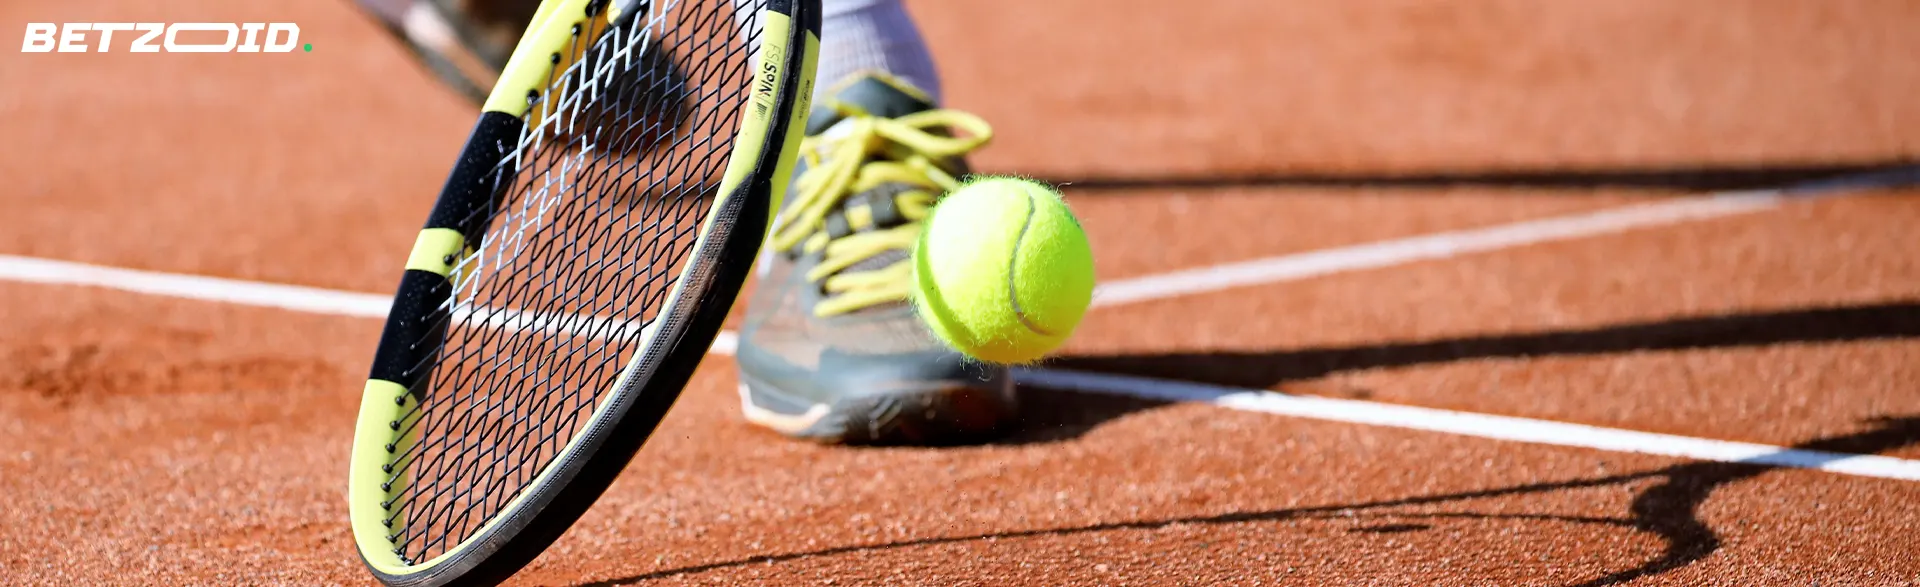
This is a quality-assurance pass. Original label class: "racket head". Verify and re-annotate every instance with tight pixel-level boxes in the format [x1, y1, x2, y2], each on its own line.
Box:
[345, 0, 818, 584]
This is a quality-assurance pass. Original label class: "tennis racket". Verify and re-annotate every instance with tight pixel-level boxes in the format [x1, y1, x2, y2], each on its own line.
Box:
[346, 0, 818, 585]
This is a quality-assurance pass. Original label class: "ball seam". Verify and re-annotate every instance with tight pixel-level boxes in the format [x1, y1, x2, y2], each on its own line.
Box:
[1005, 183, 1053, 337]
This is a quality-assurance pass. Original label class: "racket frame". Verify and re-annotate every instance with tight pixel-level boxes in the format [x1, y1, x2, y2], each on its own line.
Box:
[346, 0, 818, 584]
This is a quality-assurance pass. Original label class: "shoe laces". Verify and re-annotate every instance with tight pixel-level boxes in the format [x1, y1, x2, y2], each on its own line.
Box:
[769, 107, 993, 317]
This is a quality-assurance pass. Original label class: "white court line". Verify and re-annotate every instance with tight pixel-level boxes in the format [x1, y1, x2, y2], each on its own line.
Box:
[1091, 189, 1784, 307]
[0, 254, 394, 317]
[1014, 368, 1920, 482]
[0, 194, 1775, 354]
[9, 192, 1920, 482]
[0, 192, 1790, 323]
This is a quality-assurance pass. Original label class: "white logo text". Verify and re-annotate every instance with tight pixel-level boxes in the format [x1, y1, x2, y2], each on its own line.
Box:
[21, 23, 302, 53]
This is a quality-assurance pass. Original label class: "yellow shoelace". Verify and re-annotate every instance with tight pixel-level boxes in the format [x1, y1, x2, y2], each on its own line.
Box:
[769, 108, 993, 317]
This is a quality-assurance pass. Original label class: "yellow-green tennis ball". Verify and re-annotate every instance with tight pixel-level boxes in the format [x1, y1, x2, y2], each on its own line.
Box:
[911, 177, 1095, 364]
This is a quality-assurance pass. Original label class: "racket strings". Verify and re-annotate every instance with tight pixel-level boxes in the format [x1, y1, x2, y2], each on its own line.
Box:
[379, 0, 768, 563]
[412, 14, 632, 557]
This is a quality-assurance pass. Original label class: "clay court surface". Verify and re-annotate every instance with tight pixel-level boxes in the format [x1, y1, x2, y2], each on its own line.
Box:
[4, 1, 1920, 585]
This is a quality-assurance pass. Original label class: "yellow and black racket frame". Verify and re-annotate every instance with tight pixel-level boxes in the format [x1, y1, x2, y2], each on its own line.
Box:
[346, 0, 819, 585]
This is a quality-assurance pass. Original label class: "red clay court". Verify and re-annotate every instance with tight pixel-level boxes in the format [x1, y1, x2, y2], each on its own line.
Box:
[3, 1, 1919, 585]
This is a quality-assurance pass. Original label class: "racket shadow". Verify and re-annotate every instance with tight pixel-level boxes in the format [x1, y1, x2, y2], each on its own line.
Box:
[575, 414, 1920, 586]
[999, 299, 1920, 445]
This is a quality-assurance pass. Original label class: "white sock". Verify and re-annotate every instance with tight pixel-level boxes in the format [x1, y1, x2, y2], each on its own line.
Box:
[817, 0, 941, 104]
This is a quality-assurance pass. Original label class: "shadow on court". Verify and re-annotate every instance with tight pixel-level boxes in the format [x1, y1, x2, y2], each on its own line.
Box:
[577, 415, 1920, 586]
[1005, 299, 1920, 444]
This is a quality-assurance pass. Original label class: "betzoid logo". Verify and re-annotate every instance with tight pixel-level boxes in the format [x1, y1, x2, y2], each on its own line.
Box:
[22, 23, 303, 53]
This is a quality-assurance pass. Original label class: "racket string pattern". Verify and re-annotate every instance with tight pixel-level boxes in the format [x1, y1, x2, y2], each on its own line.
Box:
[375, 0, 768, 565]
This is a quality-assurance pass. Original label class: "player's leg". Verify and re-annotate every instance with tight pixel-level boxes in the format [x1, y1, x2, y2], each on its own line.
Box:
[362, 0, 943, 108]
[361, 0, 699, 176]
[734, 0, 1020, 444]
[811, 0, 941, 103]
[353, 0, 537, 103]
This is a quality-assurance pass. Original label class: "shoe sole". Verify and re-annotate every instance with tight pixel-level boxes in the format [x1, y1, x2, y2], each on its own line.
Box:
[738, 376, 1018, 445]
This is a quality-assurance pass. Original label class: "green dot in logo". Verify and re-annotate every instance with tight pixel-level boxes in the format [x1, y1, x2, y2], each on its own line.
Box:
[303, 43, 313, 52]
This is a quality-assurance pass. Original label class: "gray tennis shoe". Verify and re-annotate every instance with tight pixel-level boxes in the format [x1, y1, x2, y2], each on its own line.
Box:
[734, 72, 1017, 444]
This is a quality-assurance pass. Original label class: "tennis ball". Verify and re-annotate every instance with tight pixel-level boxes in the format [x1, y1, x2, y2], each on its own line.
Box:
[911, 177, 1095, 364]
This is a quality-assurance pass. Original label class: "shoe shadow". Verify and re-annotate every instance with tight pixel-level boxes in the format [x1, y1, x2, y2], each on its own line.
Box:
[998, 300, 1920, 445]
[574, 415, 1920, 586]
